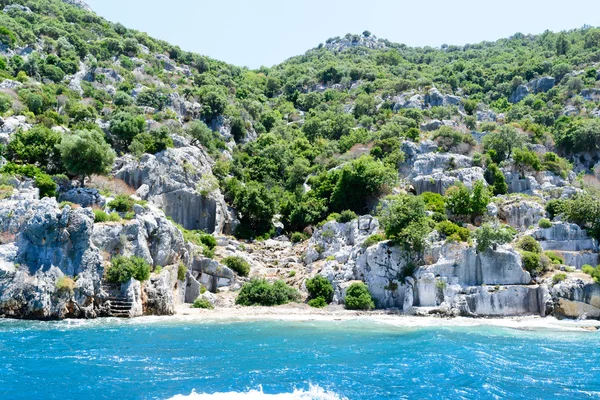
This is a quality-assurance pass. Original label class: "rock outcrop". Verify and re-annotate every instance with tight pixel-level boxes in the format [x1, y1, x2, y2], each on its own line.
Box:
[113, 145, 232, 234]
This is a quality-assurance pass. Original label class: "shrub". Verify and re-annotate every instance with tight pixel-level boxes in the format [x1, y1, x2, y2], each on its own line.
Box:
[222, 256, 251, 277]
[290, 232, 307, 243]
[6, 126, 64, 174]
[192, 298, 214, 309]
[546, 199, 567, 219]
[344, 282, 375, 310]
[520, 251, 544, 274]
[105, 256, 151, 283]
[552, 273, 567, 284]
[308, 297, 328, 308]
[445, 180, 490, 222]
[516, 236, 542, 254]
[436, 221, 469, 242]
[378, 194, 431, 251]
[177, 264, 187, 281]
[337, 210, 358, 223]
[474, 223, 515, 252]
[58, 130, 116, 187]
[582, 264, 600, 283]
[93, 210, 109, 223]
[421, 192, 445, 214]
[34, 173, 57, 198]
[305, 275, 334, 304]
[545, 251, 564, 264]
[108, 195, 134, 212]
[539, 218, 552, 229]
[484, 163, 508, 196]
[235, 278, 300, 306]
[56, 276, 75, 295]
[362, 233, 386, 249]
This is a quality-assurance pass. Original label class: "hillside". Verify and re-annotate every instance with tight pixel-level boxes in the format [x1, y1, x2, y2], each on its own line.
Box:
[0, 0, 599, 319]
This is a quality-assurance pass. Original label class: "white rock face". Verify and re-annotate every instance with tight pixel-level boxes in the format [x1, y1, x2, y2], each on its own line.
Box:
[113, 146, 233, 234]
[532, 222, 599, 268]
[498, 199, 545, 231]
[552, 279, 600, 318]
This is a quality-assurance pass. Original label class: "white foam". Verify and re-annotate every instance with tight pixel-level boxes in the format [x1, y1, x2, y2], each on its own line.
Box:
[167, 385, 347, 400]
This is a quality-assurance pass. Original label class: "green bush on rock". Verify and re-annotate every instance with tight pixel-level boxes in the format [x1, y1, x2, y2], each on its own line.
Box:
[192, 298, 214, 309]
[305, 275, 334, 307]
[235, 279, 299, 306]
[105, 256, 151, 283]
[222, 256, 251, 277]
[344, 282, 375, 310]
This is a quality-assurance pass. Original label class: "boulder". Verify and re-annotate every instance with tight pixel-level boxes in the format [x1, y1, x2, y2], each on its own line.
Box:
[509, 85, 530, 103]
[498, 199, 545, 231]
[528, 76, 555, 93]
[552, 279, 600, 318]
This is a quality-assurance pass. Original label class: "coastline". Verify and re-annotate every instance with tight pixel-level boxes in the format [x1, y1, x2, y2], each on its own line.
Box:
[173, 304, 600, 332]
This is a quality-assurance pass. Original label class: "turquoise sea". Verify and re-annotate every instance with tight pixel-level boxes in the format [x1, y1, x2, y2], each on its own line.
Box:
[0, 317, 599, 399]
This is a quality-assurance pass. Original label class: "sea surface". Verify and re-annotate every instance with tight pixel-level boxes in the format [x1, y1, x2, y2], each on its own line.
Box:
[0, 317, 599, 399]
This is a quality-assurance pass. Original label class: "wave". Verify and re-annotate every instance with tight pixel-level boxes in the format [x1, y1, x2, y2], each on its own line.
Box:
[167, 385, 347, 400]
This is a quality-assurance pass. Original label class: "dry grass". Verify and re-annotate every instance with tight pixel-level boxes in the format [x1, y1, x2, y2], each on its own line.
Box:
[87, 175, 135, 197]
[583, 174, 600, 190]
[0, 232, 16, 245]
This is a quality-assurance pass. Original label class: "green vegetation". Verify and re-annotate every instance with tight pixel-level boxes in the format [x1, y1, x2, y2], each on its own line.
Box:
[177, 264, 187, 281]
[435, 220, 469, 242]
[545, 251, 564, 265]
[344, 282, 375, 310]
[222, 256, 251, 277]
[516, 235, 542, 254]
[445, 181, 490, 223]
[539, 218, 552, 229]
[378, 194, 431, 251]
[582, 264, 600, 283]
[305, 275, 334, 307]
[552, 273, 567, 284]
[107, 194, 134, 212]
[93, 209, 121, 223]
[56, 276, 75, 295]
[473, 223, 516, 252]
[191, 298, 214, 309]
[362, 233, 387, 248]
[235, 278, 300, 306]
[105, 255, 151, 283]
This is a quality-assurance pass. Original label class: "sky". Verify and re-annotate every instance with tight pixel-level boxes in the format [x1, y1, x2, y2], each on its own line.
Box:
[85, 0, 600, 69]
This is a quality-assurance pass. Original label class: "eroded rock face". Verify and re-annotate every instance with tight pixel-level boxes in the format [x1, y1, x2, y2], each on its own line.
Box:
[407, 152, 485, 194]
[552, 280, 600, 318]
[532, 222, 600, 268]
[528, 76, 555, 94]
[509, 85, 530, 103]
[113, 146, 232, 233]
[498, 199, 545, 231]
[0, 198, 104, 319]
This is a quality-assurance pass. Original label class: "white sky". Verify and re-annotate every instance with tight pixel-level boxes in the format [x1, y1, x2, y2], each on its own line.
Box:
[85, 0, 600, 68]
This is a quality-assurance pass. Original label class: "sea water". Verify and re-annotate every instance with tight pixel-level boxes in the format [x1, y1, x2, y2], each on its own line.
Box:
[0, 317, 599, 399]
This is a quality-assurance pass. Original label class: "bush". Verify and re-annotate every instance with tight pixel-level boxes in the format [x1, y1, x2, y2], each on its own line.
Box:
[235, 278, 300, 306]
[436, 221, 469, 242]
[421, 192, 445, 214]
[545, 251, 564, 265]
[582, 264, 600, 283]
[93, 210, 121, 223]
[308, 297, 327, 308]
[0, 163, 57, 198]
[177, 264, 187, 281]
[56, 276, 75, 295]
[378, 194, 431, 251]
[222, 256, 251, 277]
[5, 126, 64, 174]
[552, 273, 567, 284]
[305, 275, 334, 304]
[58, 130, 116, 187]
[362, 233, 386, 248]
[192, 298, 214, 309]
[516, 235, 542, 254]
[520, 251, 545, 274]
[105, 256, 151, 283]
[445, 180, 490, 222]
[108, 194, 134, 212]
[290, 232, 307, 243]
[34, 173, 58, 198]
[344, 282, 375, 310]
[337, 210, 358, 223]
[546, 199, 567, 219]
[474, 223, 515, 252]
[539, 218, 552, 229]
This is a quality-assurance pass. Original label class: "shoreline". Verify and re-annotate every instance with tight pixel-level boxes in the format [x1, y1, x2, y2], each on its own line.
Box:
[173, 304, 600, 332]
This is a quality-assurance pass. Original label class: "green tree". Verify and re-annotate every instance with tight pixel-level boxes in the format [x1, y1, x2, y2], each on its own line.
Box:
[445, 181, 490, 222]
[483, 125, 525, 162]
[344, 282, 375, 310]
[233, 181, 277, 237]
[58, 129, 116, 186]
[109, 111, 146, 148]
[305, 275, 334, 306]
[473, 223, 515, 252]
[378, 194, 430, 251]
[6, 126, 64, 174]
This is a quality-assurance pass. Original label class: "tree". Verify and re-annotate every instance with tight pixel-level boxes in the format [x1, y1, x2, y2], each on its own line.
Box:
[484, 163, 508, 195]
[329, 156, 396, 214]
[109, 111, 146, 148]
[233, 181, 277, 237]
[445, 180, 490, 223]
[344, 282, 375, 310]
[556, 32, 570, 55]
[512, 147, 541, 176]
[473, 223, 515, 252]
[58, 130, 116, 187]
[0, 92, 12, 113]
[305, 275, 334, 305]
[197, 85, 228, 120]
[353, 93, 376, 118]
[378, 194, 430, 251]
[482, 125, 525, 162]
[6, 126, 64, 174]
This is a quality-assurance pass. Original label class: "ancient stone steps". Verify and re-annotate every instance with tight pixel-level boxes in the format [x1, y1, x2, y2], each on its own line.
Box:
[103, 286, 134, 317]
